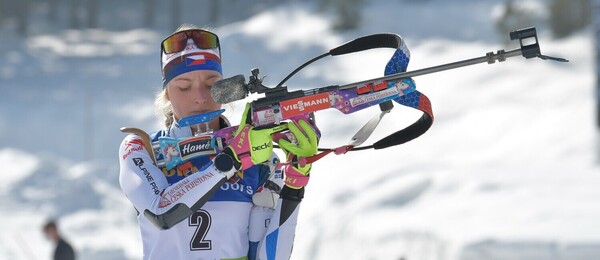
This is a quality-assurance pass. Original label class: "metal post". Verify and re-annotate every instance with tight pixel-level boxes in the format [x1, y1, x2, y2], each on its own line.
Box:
[594, 0, 600, 128]
[594, 0, 600, 163]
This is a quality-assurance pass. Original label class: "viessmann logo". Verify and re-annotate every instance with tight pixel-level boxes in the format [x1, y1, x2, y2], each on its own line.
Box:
[280, 93, 331, 117]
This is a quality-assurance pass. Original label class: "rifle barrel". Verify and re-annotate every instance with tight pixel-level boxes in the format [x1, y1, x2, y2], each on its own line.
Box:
[338, 48, 522, 90]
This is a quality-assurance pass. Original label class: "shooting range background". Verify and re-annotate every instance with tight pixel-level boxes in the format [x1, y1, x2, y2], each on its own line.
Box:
[1, 0, 598, 259]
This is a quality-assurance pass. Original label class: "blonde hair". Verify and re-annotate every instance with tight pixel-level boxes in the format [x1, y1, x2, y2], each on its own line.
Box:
[155, 24, 222, 128]
[155, 89, 173, 128]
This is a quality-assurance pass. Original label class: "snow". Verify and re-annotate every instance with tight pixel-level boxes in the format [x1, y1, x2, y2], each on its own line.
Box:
[1, 0, 598, 259]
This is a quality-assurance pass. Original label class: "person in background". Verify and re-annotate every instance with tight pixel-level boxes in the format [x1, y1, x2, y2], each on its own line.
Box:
[118, 23, 319, 259]
[42, 219, 76, 260]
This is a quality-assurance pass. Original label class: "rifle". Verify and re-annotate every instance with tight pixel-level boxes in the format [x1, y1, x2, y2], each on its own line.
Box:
[122, 27, 567, 169]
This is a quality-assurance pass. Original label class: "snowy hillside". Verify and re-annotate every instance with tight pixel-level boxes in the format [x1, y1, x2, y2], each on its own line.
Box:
[1, 0, 598, 259]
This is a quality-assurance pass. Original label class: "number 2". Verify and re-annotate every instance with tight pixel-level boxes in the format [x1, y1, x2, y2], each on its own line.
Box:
[189, 210, 212, 251]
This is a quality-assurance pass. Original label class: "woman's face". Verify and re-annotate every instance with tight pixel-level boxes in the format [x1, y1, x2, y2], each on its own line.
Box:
[166, 70, 222, 121]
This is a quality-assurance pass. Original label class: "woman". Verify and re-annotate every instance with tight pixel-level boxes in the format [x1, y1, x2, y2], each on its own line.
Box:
[118, 24, 319, 260]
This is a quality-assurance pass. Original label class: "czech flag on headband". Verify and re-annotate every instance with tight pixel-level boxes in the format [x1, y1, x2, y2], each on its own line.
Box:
[162, 49, 222, 87]
[186, 55, 207, 66]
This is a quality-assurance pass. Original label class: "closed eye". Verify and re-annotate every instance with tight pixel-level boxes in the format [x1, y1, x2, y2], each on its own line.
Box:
[172, 78, 192, 91]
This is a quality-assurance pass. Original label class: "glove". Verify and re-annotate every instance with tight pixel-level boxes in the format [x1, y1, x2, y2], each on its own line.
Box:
[225, 103, 282, 171]
[277, 118, 319, 189]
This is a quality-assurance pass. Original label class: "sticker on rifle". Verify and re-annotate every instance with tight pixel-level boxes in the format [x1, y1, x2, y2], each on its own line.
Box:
[178, 136, 215, 161]
[350, 87, 399, 107]
[159, 135, 216, 170]
[280, 93, 331, 118]
[255, 108, 279, 125]
[159, 137, 183, 170]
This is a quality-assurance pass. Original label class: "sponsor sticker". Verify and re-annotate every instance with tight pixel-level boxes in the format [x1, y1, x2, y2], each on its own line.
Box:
[178, 136, 215, 160]
[280, 93, 331, 118]
[350, 87, 399, 107]
[254, 108, 279, 126]
[159, 135, 216, 170]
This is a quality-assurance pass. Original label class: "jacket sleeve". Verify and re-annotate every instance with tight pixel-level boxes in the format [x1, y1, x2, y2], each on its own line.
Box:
[255, 185, 304, 260]
[118, 134, 235, 230]
[248, 154, 305, 260]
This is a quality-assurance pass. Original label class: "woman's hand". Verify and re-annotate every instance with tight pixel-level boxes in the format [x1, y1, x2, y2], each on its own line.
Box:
[277, 119, 320, 189]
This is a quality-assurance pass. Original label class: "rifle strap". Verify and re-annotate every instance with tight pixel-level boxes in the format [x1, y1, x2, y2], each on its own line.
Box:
[300, 90, 433, 166]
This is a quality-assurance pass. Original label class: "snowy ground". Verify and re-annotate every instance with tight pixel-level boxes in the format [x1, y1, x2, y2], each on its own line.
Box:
[1, 0, 598, 259]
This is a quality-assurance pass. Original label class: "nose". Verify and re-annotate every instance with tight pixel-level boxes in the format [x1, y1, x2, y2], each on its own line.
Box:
[194, 84, 212, 105]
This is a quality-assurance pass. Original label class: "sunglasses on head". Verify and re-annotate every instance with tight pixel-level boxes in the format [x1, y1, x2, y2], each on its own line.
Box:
[161, 29, 220, 55]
